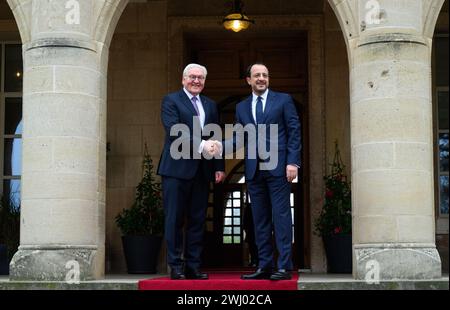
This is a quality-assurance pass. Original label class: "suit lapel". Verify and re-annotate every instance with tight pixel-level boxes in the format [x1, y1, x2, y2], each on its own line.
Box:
[200, 95, 210, 124]
[178, 90, 198, 116]
[262, 90, 276, 124]
[244, 96, 255, 125]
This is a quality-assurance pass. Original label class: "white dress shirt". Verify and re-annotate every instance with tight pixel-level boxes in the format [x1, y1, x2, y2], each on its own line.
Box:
[183, 88, 208, 154]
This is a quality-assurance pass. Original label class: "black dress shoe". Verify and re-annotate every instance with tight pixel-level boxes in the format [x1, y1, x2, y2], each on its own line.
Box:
[170, 269, 186, 280]
[270, 269, 292, 280]
[241, 268, 272, 280]
[185, 268, 209, 280]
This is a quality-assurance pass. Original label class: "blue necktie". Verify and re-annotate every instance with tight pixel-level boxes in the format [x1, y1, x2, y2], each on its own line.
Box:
[256, 96, 263, 124]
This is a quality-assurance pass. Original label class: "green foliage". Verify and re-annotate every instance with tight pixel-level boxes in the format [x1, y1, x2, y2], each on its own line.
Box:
[0, 196, 20, 261]
[314, 141, 352, 237]
[115, 144, 164, 236]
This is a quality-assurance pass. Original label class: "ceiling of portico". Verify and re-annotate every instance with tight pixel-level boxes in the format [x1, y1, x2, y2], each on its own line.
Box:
[167, 0, 325, 16]
[1, 0, 448, 21]
[0, 0, 325, 21]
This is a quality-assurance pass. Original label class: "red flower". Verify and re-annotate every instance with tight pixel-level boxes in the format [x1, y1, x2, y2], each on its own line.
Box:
[326, 190, 334, 199]
[334, 227, 342, 234]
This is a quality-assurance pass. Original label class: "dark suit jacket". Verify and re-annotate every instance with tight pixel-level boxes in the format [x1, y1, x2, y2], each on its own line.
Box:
[157, 89, 224, 181]
[235, 90, 301, 181]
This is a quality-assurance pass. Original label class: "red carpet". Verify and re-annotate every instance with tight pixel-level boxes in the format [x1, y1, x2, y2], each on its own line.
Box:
[138, 272, 298, 290]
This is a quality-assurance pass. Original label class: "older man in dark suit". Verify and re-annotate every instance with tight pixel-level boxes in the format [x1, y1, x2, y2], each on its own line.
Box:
[158, 63, 225, 280]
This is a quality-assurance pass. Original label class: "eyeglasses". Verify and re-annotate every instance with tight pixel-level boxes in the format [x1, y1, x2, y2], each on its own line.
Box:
[187, 75, 206, 81]
[251, 73, 269, 79]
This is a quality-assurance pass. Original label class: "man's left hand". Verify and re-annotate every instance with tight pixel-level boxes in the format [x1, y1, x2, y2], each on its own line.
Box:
[215, 171, 226, 183]
[286, 165, 298, 183]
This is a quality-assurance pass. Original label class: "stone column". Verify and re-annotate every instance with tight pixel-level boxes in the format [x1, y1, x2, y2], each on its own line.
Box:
[7, 0, 128, 281]
[329, 0, 444, 280]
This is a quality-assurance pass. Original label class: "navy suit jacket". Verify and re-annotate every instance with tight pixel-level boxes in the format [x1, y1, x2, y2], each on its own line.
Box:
[234, 90, 301, 181]
[157, 89, 224, 181]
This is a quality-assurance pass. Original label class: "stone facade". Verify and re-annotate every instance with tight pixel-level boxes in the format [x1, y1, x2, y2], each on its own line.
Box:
[0, 0, 447, 280]
[6, 0, 129, 280]
[329, 0, 445, 279]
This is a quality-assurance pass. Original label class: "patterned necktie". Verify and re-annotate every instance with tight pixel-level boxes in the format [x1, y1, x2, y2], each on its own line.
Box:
[191, 96, 200, 116]
[256, 96, 263, 124]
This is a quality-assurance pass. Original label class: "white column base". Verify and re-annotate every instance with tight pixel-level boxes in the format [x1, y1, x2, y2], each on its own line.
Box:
[9, 245, 102, 281]
[354, 243, 442, 280]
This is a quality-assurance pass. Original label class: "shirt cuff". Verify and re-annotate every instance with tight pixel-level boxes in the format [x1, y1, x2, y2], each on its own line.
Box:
[198, 140, 206, 154]
[216, 141, 223, 156]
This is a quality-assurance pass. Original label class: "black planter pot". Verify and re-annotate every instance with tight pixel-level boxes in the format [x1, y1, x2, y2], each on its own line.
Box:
[323, 233, 352, 273]
[121, 235, 162, 274]
[0, 244, 9, 275]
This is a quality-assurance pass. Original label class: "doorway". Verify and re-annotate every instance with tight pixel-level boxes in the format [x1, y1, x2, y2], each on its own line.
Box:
[185, 31, 310, 269]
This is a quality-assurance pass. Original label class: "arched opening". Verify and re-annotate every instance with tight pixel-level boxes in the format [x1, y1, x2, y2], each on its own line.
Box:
[180, 29, 311, 270]
[106, 2, 323, 274]
[432, 0, 449, 274]
[0, 0, 22, 273]
[105, 0, 168, 273]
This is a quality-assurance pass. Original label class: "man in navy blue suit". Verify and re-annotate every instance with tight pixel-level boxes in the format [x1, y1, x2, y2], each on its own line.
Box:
[231, 63, 301, 280]
[157, 63, 225, 280]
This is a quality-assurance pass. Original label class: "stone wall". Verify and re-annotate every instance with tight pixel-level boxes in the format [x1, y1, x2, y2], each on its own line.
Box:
[324, 2, 351, 176]
[106, 0, 168, 273]
[436, 234, 449, 273]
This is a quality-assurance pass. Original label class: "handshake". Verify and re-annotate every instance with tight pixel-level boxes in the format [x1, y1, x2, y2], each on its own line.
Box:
[203, 140, 223, 157]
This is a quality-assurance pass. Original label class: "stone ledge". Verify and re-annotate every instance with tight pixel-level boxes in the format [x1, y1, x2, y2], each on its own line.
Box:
[0, 281, 138, 290]
[297, 274, 449, 290]
[0, 274, 163, 290]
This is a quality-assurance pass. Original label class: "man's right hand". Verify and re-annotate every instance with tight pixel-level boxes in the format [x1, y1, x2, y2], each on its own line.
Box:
[203, 140, 222, 156]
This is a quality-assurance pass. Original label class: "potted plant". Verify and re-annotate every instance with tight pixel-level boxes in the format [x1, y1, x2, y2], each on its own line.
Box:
[115, 144, 164, 274]
[0, 195, 20, 275]
[314, 141, 352, 273]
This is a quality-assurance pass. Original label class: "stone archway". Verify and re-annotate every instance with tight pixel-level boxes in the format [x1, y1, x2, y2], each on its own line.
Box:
[6, 0, 130, 281]
[327, 0, 445, 280]
[168, 15, 327, 272]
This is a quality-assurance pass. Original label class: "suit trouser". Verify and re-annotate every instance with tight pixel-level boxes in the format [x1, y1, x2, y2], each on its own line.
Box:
[247, 169, 293, 270]
[162, 169, 209, 270]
